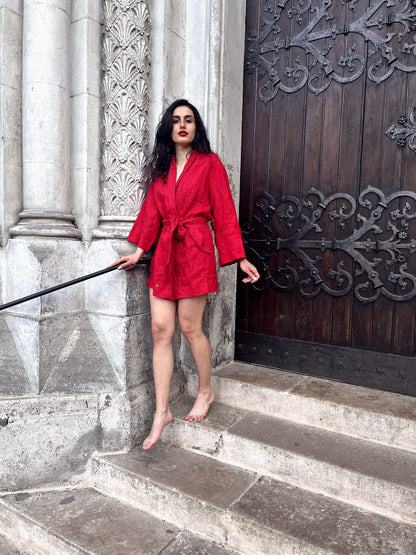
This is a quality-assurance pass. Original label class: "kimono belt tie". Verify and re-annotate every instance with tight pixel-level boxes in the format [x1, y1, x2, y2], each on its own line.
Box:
[162, 216, 209, 271]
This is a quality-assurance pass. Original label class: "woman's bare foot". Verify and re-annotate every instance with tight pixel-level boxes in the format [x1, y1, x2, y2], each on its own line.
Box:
[184, 390, 215, 422]
[142, 411, 173, 450]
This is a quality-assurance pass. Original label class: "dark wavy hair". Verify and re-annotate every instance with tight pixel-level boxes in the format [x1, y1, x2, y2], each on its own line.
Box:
[149, 99, 212, 181]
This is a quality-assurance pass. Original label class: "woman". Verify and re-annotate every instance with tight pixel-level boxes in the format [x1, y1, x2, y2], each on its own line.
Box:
[111, 99, 259, 450]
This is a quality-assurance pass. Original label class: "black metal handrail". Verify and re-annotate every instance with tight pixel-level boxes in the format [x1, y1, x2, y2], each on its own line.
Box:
[0, 260, 149, 311]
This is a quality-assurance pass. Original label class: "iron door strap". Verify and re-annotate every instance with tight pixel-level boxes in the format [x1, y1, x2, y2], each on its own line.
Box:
[242, 186, 416, 303]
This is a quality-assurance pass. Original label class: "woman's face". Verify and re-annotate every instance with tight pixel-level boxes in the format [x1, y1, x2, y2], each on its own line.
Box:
[171, 106, 196, 148]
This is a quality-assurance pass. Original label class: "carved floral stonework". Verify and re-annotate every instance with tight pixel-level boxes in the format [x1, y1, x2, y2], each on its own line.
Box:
[101, 0, 150, 218]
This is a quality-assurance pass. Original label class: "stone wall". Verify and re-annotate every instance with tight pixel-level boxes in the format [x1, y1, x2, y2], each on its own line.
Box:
[0, 0, 247, 491]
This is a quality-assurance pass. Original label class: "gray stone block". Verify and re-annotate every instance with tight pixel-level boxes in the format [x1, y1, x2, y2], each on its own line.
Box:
[0, 392, 130, 491]
[91, 443, 257, 546]
[0, 318, 35, 395]
[91, 442, 416, 554]
[192, 362, 416, 452]
[0, 533, 31, 555]
[0, 488, 179, 554]
[160, 530, 239, 555]
[40, 313, 120, 394]
[231, 476, 416, 555]
[0, 488, 239, 555]
[165, 395, 416, 524]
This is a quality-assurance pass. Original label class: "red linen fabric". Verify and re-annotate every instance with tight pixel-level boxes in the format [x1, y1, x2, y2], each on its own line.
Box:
[127, 151, 246, 300]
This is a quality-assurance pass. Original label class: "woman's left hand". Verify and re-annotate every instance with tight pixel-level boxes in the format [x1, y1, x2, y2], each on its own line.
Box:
[239, 258, 260, 283]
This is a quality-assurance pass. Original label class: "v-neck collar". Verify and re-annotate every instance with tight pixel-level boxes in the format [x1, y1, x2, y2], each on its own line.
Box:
[173, 150, 197, 188]
[166, 151, 198, 216]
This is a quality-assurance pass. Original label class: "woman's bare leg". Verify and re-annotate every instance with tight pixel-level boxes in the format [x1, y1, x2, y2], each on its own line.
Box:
[142, 289, 177, 450]
[178, 294, 215, 421]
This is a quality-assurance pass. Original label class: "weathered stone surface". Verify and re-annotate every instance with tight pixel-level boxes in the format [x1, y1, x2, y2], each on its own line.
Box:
[228, 411, 416, 490]
[4, 239, 85, 319]
[91, 442, 416, 555]
[201, 362, 416, 451]
[94, 443, 256, 511]
[215, 361, 306, 389]
[0, 237, 156, 486]
[71, 0, 102, 23]
[40, 313, 120, 394]
[0, 488, 179, 554]
[0, 533, 31, 555]
[70, 16, 101, 99]
[69, 0, 102, 242]
[0, 318, 35, 395]
[160, 530, 239, 555]
[0, 392, 130, 491]
[125, 314, 154, 389]
[166, 396, 416, 523]
[293, 374, 416, 420]
[231, 476, 416, 555]
[91, 443, 257, 545]
[2, 362, 416, 554]
[0, 488, 239, 555]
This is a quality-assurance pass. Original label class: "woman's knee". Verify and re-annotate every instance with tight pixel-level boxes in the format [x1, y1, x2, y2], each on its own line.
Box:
[151, 319, 175, 344]
[179, 319, 203, 343]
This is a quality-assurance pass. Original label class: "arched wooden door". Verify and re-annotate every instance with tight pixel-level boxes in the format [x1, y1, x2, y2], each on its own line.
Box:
[236, 0, 416, 396]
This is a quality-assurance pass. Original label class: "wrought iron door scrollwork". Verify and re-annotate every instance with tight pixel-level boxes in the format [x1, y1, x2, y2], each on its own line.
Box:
[245, 0, 416, 103]
[386, 107, 416, 152]
[242, 186, 416, 303]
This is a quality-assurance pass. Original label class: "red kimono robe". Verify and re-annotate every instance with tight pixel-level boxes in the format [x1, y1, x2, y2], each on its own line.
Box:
[127, 151, 246, 300]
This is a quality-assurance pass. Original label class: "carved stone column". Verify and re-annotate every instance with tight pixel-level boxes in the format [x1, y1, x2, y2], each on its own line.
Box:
[11, 0, 81, 239]
[0, 3, 23, 247]
[93, 0, 151, 239]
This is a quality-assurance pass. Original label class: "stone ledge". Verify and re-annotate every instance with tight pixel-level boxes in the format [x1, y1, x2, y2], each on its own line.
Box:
[165, 395, 416, 525]
[91, 443, 416, 554]
[186, 362, 416, 452]
[0, 488, 238, 555]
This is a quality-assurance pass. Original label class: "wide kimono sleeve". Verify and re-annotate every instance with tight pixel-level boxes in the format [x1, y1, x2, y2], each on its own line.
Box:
[127, 182, 161, 252]
[208, 154, 246, 266]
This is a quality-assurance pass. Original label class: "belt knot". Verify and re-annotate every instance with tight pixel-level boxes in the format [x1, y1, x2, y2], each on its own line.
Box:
[162, 216, 207, 241]
[176, 223, 185, 241]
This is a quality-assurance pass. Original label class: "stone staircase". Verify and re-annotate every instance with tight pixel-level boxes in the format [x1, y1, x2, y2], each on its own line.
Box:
[1, 362, 416, 554]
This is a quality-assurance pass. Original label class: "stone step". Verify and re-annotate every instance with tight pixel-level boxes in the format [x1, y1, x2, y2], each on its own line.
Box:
[164, 396, 416, 524]
[91, 443, 416, 555]
[0, 532, 33, 554]
[0, 488, 238, 555]
[187, 362, 416, 452]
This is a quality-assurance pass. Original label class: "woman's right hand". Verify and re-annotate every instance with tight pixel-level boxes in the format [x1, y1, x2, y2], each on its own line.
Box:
[109, 247, 144, 270]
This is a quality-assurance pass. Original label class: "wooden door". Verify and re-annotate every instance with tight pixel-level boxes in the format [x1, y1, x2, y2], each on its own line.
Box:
[236, 0, 416, 396]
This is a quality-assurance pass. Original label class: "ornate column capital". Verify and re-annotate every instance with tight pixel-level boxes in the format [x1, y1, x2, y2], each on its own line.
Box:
[93, 0, 151, 240]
